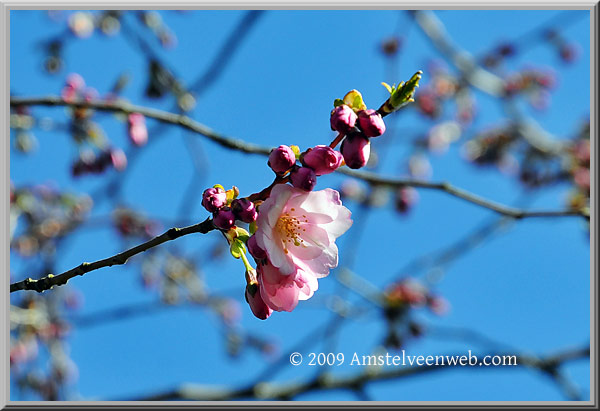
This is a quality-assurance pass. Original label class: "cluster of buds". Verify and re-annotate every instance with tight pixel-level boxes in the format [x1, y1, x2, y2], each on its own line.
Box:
[202, 185, 257, 230]
[127, 112, 148, 146]
[267, 144, 343, 191]
[503, 67, 556, 110]
[382, 278, 449, 349]
[61, 73, 98, 103]
[415, 62, 476, 124]
[11, 184, 93, 257]
[567, 136, 590, 210]
[71, 147, 127, 177]
[113, 207, 160, 239]
[462, 127, 515, 168]
[330, 90, 386, 170]
[10, 292, 79, 399]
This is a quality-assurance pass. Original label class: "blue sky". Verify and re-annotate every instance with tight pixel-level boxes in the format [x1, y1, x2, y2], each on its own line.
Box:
[10, 9, 590, 401]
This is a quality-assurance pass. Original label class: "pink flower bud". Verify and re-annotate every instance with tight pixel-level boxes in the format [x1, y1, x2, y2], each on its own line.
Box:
[201, 187, 227, 212]
[128, 112, 145, 125]
[245, 283, 273, 320]
[395, 187, 418, 214]
[357, 109, 386, 137]
[66, 73, 85, 91]
[213, 207, 236, 230]
[247, 235, 267, 260]
[129, 124, 148, 146]
[84, 87, 99, 102]
[231, 198, 257, 223]
[341, 133, 370, 169]
[301, 145, 343, 176]
[110, 148, 127, 171]
[128, 113, 148, 146]
[330, 104, 357, 134]
[290, 167, 317, 191]
[268, 145, 296, 174]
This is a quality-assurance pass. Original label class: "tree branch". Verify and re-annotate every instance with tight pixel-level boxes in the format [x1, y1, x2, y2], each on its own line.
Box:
[10, 217, 215, 293]
[10, 96, 589, 220]
[128, 345, 590, 401]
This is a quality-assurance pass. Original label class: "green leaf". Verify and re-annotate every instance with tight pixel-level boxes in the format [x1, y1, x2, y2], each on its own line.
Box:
[333, 98, 345, 107]
[389, 71, 423, 110]
[342, 90, 367, 111]
[230, 238, 247, 259]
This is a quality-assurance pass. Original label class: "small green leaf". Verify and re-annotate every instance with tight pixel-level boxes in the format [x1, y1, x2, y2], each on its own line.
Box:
[230, 238, 247, 259]
[381, 82, 393, 94]
[342, 90, 367, 111]
[333, 98, 345, 107]
[389, 71, 422, 110]
[290, 145, 301, 159]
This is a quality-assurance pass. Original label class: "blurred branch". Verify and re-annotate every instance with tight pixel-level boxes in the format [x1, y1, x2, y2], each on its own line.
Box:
[411, 10, 505, 97]
[10, 218, 214, 293]
[10, 96, 589, 220]
[129, 344, 589, 401]
[411, 10, 567, 156]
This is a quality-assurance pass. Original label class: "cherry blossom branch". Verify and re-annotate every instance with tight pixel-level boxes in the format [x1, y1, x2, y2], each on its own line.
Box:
[10, 96, 589, 220]
[9, 218, 215, 293]
[129, 345, 589, 401]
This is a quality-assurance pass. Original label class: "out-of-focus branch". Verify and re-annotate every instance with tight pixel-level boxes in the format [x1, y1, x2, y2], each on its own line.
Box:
[411, 10, 567, 157]
[10, 95, 272, 156]
[411, 10, 505, 97]
[340, 168, 588, 220]
[129, 345, 590, 401]
[10, 218, 215, 293]
[10, 96, 589, 220]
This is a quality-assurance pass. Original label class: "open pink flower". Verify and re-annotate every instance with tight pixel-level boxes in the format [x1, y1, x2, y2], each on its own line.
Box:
[254, 184, 353, 278]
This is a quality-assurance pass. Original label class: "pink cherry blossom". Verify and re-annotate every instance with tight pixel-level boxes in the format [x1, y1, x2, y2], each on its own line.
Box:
[254, 183, 353, 278]
[258, 259, 318, 312]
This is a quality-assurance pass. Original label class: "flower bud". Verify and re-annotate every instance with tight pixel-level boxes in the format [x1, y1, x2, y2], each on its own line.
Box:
[110, 148, 127, 171]
[290, 166, 317, 191]
[245, 282, 273, 320]
[128, 113, 148, 146]
[341, 133, 370, 169]
[247, 234, 267, 260]
[201, 187, 227, 213]
[231, 198, 257, 223]
[213, 207, 236, 230]
[330, 104, 357, 134]
[395, 187, 418, 214]
[268, 145, 296, 174]
[357, 109, 386, 137]
[66, 73, 85, 91]
[300, 145, 343, 176]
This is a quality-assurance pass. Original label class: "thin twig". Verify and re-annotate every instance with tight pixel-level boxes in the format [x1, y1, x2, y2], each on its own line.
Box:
[10, 96, 589, 220]
[10, 218, 215, 293]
